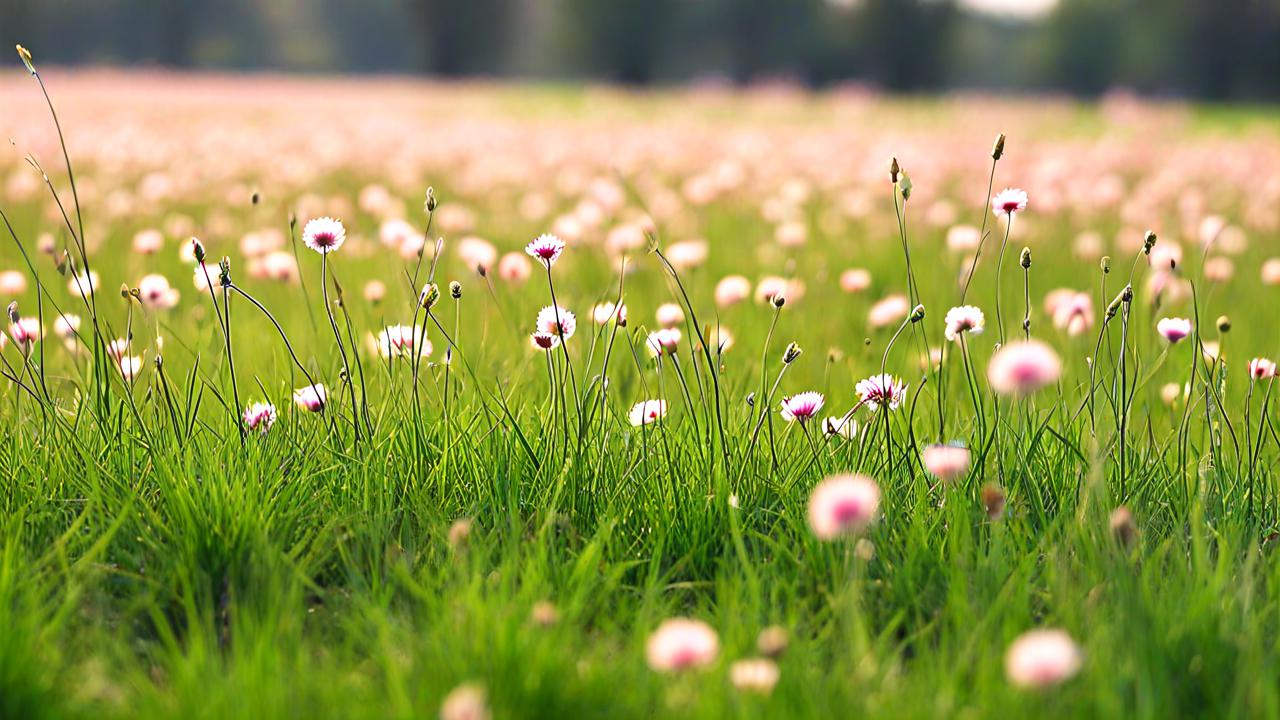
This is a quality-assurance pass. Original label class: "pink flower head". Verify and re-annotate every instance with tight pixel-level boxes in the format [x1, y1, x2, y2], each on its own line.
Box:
[943, 305, 985, 342]
[54, 313, 80, 339]
[1004, 629, 1083, 689]
[868, 294, 910, 329]
[655, 303, 684, 328]
[530, 332, 560, 352]
[629, 399, 667, 426]
[921, 444, 971, 482]
[116, 354, 144, 382]
[439, 684, 490, 720]
[1156, 317, 1192, 344]
[839, 268, 871, 293]
[1249, 357, 1277, 379]
[987, 339, 1063, 395]
[302, 217, 346, 255]
[242, 402, 277, 434]
[457, 236, 498, 273]
[855, 374, 907, 411]
[715, 275, 752, 308]
[536, 305, 576, 340]
[497, 252, 532, 284]
[592, 302, 627, 326]
[646, 328, 682, 357]
[780, 391, 825, 423]
[524, 233, 566, 268]
[992, 188, 1029, 215]
[645, 618, 719, 672]
[8, 317, 40, 353]
[138, 273, 180, 310]
[808, 473, 880, 540]
[376, 324, 431, 360]
[293, 384, 327, 412]
[132, 229, 164, 254]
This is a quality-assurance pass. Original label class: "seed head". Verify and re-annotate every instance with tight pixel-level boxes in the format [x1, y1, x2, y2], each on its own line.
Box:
[449, 280, 462, 300]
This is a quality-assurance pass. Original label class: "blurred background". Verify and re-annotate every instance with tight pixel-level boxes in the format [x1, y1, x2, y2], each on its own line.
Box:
[2, 0, 1279, 100]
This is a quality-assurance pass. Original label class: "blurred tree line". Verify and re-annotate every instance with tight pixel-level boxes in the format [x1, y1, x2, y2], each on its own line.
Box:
[3, 0, 1279, 99]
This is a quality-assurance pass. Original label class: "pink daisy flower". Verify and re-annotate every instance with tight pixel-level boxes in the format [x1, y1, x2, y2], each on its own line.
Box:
[242, 402, 277, 434]
[1249, 357, 1277, 379]
[524, 233, 565, 268]
[1156, 317, 1192, 344]
[8, 317, 41, 354]
[628, 399, 667, 427]
[808, 473, 880, 540]
[645, 328, 682, 357]
[1004, 629, 1082, 689]
[992, 188, 1029, 215]
[302, 217, 346, 255]
[986, 339, 1062, 395]
[536, 305, 577, 340]
[375, 324, 431, 360]
[116, 354, 144, 382]
[529, 332, 560, 351]
[855, 374, 907, 411]
[293, 384, 327, 412]
[592, 302, 627, 326]
[714, 275, 752, 307]
[943, 305, 985, 342]
[645, 618, 719, 672]
[921, 444, 971, 482]
[655, 303, 684, 328]
[780, 391, 825, 424]
[138, 273, 180, 310]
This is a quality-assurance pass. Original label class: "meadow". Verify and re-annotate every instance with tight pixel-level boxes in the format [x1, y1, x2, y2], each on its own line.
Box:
[3, 60, 1280, 718]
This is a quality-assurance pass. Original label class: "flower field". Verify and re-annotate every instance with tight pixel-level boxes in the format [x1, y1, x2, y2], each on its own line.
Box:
[4, 65, 1280, 718]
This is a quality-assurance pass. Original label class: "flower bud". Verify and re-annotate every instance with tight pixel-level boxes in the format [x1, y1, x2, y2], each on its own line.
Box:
[6, 301, 18, 324]
[449, 280, 462, 299]
[889, 157, 900, 183]
[251, 191, 260, 206]
[424, 186, 437, 213]
[909, 304, 926, 323]
[16, 44, 34, 75]
[782, 342, 802, 365]
[1020, 247, 1032, 269]
[1217, 315, 1231, 333]
[991, 133, 1006, 161]
[191, 237, 206, 263]
[1142, 230, 1157, 256]
[419, 283, 440, 310]
[772, 294, 786, 309]
[1100, 256, 1111, 274]
[899, 172, 913, 201]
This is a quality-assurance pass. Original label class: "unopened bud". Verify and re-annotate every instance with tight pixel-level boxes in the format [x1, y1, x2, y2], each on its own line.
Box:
[1100, 256, 1111, 274]
[425, 187, 437, 213]
[746, 392, 755, 408]
[1121, 284, 1134, 303]
[1020, 247, 1031, 269]
[782, 342, 802, 364]
[889, 157, 900, 184]
[899, 172, 913, 201]
[16, 45, 34, 75]
[772, 294, 786, 309]
[251, 191, 260, 206]
[419, 283, 440, 310]
[191, 237, 206, 263]
[6, 301, 18, 324]
[992, 133, 1006, 161]
[909, 304, 926, 323]
[449, 280, 462, 299]
[1142, 230, 1157, 256]
[119, 283, 131, 300]
[1217, 315, 1231, 333]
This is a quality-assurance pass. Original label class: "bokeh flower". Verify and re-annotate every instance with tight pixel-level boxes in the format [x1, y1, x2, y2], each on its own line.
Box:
[808, 473, 880, 540]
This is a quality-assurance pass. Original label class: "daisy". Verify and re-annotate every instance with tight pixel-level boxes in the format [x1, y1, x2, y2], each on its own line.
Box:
[839, 268, 871, 293]
[293, 384, 326, 412]
[655, 303, 684, 328]
[536, 305, 577, 340]
[992, 188, 1029, 215]
[868, 294, 910, 329]
[1156, 317, 1192, 344]
[921, 444, 971, 482]
[302, 217, 346, 255]
[715, 275, 752, 307]
[529, 332, 560, 351]
[822, 415, 858, 439]
[0, 270, 27, 295]
[855, 374, 907, 411]
[116, 354, 144, 382]
[497, 252, 532, 284]
[730, 658, 780, 695]
[629, 399, 667, 426]
[524, 233, 565, 268]
[68, 269, 98, 297]
[986, 340, 1062, 395]
[780, 391, 825, 424]
[808, 473, 880, 540]
[1004, 629, 1082, 689]
[943, 305, 985, 341]
[375, 324, 431, 360]
[645, 328, 682, 357]
[1249, 358, 1277, 379]
[645, 618, 719, 672]
[53, 313, 80, 339]
[242, 402, 277, 434]
[138, 274, 180, 310]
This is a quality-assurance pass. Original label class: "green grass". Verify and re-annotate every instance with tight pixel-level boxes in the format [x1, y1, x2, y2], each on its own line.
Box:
[4, 76, 1280, 719]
